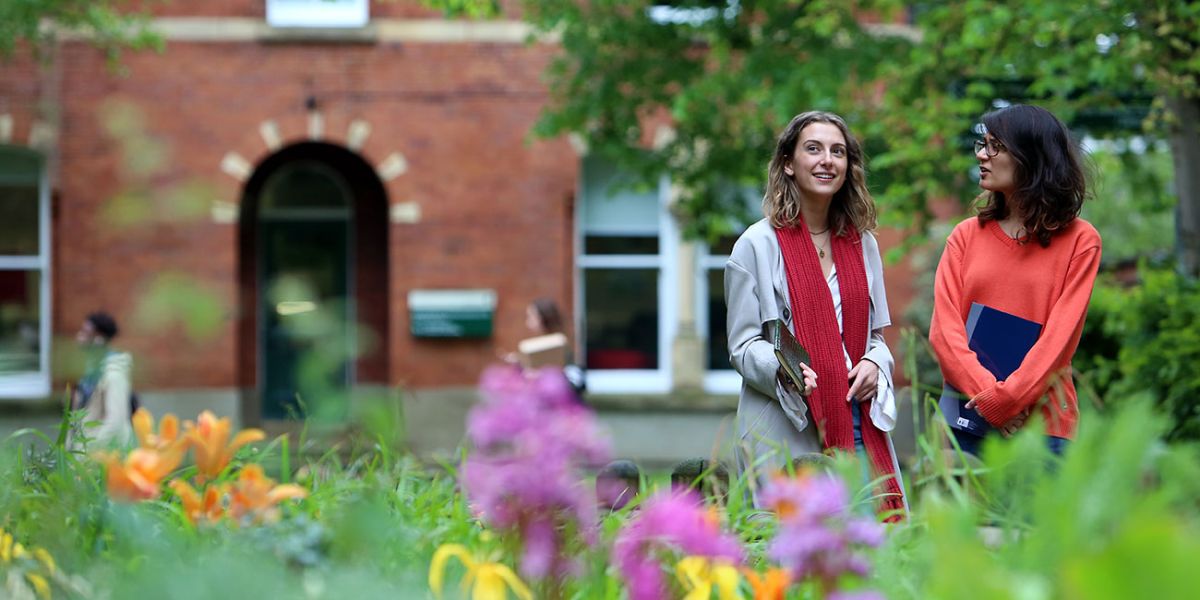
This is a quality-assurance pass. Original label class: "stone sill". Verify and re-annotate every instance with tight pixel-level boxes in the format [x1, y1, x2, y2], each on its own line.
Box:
[587, 391, 737, 413]
[259, 25, 378, 44]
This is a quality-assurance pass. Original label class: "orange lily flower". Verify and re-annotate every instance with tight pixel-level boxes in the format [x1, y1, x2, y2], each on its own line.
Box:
[743, 567, 791, 600]
[227, 464, 307, 522]
[99, 446, 185, 502]
[132, 408, 184, 451]
[184, 411, 265, 482]
[170, 480, 226, 524]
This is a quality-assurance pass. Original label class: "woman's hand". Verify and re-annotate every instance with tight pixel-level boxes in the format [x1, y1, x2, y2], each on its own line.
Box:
[998, 406, 1032, 438]
[778, 363, 818, 397]
[963, 399, 1032, 438]
[846, 359, 879, 402]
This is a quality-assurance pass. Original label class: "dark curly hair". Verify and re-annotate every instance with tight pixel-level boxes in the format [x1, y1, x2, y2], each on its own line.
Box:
[86, 311, 119, 340]
[977, 104, 1087, 247]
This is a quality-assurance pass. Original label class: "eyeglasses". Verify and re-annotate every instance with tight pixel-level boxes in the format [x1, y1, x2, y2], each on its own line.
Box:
[974, 138, 1007, 157]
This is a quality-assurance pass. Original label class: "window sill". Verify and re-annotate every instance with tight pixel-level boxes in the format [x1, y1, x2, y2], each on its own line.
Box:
[588, 391, 737, 413]
[0, 373, 51, 401]
[260, 24, 378, 44]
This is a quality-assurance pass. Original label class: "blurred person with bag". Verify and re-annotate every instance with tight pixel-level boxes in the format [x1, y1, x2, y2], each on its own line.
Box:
[69, 311, 135, 448]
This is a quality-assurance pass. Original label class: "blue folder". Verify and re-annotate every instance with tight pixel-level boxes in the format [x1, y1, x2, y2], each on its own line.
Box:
[939, 302, 1043, 437]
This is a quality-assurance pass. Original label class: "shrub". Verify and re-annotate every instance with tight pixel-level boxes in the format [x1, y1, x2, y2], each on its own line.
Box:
[1075, 267, 1200, 441]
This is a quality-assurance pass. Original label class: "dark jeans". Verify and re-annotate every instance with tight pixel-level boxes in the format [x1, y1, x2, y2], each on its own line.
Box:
[952, 428, 1070, 457]
[851, 399, 865, 449]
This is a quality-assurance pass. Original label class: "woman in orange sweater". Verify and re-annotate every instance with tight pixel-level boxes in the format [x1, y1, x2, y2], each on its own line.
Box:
[929, 104, 1101, 457]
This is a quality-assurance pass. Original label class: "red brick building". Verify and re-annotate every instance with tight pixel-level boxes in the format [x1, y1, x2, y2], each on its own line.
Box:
[0, 1, 917, 457]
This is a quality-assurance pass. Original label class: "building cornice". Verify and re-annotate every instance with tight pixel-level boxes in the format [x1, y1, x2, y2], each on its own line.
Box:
[56, 17, 553, 45]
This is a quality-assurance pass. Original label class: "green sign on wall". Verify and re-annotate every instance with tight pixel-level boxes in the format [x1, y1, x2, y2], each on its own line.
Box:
[408, 289, 496, 338]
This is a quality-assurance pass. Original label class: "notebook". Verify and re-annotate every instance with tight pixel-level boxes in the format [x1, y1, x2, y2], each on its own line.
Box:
[939, 302, 1043, 436]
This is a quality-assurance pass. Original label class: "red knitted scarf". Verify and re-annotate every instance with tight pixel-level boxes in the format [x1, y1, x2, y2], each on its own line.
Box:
[775, 223, 906, 520]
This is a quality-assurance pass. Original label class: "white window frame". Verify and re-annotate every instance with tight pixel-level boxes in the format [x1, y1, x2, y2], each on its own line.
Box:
[698, 244, 741, 394]
[0, 147, 51, 399]
[648, 1, 741, 26]
[576, 170, 677, 395]
[266, 0, 369, 28]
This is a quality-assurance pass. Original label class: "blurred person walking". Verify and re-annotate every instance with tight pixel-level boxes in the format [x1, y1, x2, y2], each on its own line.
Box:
[69, 311, 134, 448]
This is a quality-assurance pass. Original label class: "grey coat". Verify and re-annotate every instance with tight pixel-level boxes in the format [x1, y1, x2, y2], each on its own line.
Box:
[725, 219, 902, 493]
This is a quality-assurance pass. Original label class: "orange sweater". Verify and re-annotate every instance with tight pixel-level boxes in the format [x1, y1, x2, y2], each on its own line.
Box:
[929, 217, 1101, 439]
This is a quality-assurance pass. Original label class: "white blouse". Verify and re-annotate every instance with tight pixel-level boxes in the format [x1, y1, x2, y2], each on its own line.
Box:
[772, 263, 897, 434]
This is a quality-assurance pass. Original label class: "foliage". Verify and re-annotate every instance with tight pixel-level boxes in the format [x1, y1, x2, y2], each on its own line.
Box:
[871, 0, 1194, 243]
[521, 0, 911, 242]
[520, 0, 1195, 258]
[1075, 267, 1200, 442]
[0, 0, 162, 65]
[3, 371, 1200, 599]
[1080, 144, 1176, 263]
[879, 399, 1200, 600]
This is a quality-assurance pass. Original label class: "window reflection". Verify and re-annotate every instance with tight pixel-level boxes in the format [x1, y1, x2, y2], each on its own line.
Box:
[584, 268, 659, 370]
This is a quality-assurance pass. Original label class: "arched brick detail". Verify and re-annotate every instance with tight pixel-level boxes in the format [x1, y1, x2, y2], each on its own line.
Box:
[213, 111, 406, 224]
[0, 113, 55, 153]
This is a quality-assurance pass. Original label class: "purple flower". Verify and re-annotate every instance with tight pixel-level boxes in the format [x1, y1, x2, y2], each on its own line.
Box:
[828, 591, 886, 600]
[760, 474, 885, 586]
[612, 490, 744, 600]
[461, 365, 612, 580]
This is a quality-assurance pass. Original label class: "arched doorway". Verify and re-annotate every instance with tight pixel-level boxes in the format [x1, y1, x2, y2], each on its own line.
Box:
[238, 143, 389, 422]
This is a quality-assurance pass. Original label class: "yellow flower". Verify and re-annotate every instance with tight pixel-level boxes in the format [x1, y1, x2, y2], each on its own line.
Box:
[226, 464, 307, 523]
[743, 567, 791, 600]
[675, 556, 741, 600]
[184, 411, 265, 482]
[26, 572, 51, 600]
[132, 408, 184, 452]
[0, 530, 57, 600]
[429, 543, 533, 600]
[170, 480, 227, 525]
[99, 446, 186, 502]
[32, 547, 56, 574]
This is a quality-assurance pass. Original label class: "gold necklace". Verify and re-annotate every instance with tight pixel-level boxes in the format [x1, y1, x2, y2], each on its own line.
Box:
[811, 231, 830, 259]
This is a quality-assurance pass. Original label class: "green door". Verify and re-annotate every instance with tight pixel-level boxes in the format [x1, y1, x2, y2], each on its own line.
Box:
[257, 161, 353, 420]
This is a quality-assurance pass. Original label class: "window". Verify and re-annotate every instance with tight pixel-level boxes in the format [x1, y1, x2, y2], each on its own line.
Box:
[698, 234, 740, 393]
[648, 1, 740, 26]
[266, 0, 369, 28]
[0, 147, 50, 398]
[577, 157, 676, 393]
[697, 186, 759, 394]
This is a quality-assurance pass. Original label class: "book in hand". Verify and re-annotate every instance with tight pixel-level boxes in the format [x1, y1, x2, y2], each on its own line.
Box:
[763, 319, 811, 395]
[518, 332, 568, 368]
[939, 302, 1043, 437]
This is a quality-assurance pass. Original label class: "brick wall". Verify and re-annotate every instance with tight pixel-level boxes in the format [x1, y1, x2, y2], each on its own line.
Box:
[38, 35, 576, 390]
[0, 2, 924, 399]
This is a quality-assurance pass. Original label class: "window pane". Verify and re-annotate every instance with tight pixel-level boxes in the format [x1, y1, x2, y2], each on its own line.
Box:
[267, 0, 369, 28]
[0, 270, 41, 374]
[581, 156, 659, 234]
[0, 183, 39, 255]
[584, 268, 658, 370]
[707, 268, 731, 370]
[584, 235, 659, 255]
[261, 162, 351, 211]
[706, 234, 739, 256]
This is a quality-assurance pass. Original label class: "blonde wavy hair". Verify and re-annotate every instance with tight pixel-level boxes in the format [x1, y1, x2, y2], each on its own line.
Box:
[763, 111, 877, 235]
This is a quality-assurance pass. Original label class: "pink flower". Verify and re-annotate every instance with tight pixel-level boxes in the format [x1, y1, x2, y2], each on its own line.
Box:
[612, 490, 744, 600]
[828, 591, 886, 600]
[760, 474, 884, 587]
[461, 366, 612, 580]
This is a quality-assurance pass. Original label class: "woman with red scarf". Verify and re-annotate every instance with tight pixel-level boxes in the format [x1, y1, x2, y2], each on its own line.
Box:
[725, 111, 906, 519]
